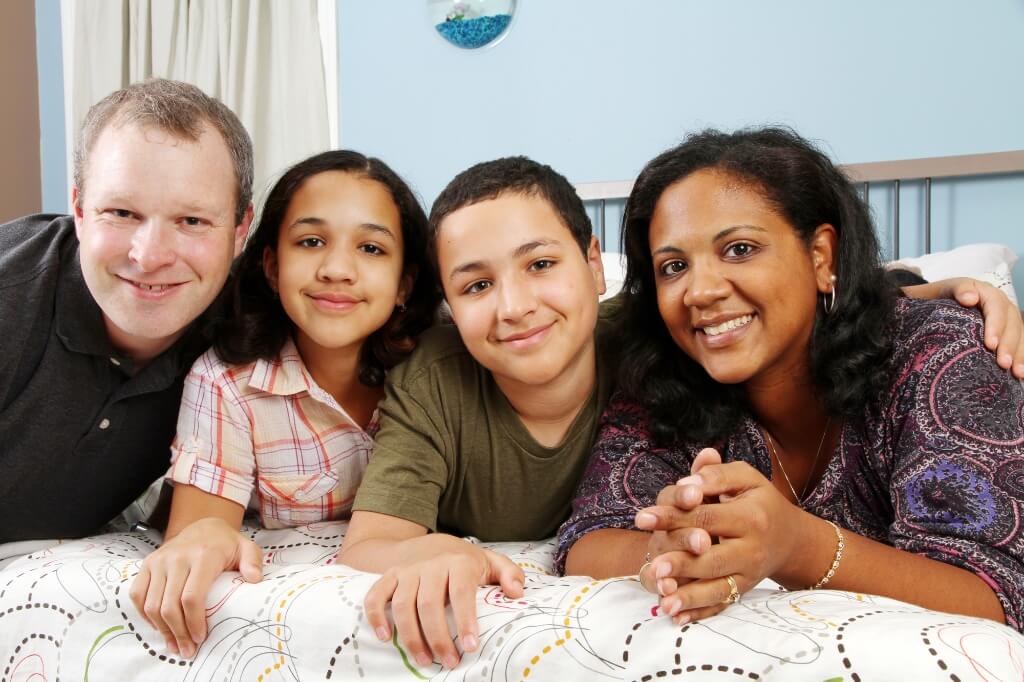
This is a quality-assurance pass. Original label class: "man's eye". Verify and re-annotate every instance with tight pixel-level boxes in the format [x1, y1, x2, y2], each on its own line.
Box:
[659, 260, 687, 276]
[108, 209, 134, 219]
[529, 259, 555, 271]
[465, 280, 491, 295]
[183, 217, 203, 227]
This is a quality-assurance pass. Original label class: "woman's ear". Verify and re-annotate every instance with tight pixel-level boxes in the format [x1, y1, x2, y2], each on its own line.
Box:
[397, 267, 417, 308]
[262, 246, 279, 293]
[811, 224, 838, 293]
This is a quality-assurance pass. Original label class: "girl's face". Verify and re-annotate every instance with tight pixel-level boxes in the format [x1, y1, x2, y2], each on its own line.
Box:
[264, 171, 408, 360]
[648, 169, 835, 390]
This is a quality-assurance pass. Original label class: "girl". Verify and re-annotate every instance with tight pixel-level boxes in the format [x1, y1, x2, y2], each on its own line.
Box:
[558, 128, 1024, 630]
[130, 150, 440, 657]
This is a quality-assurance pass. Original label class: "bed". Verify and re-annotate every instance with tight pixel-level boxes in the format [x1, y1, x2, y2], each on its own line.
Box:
[2, 151, 1024, 681]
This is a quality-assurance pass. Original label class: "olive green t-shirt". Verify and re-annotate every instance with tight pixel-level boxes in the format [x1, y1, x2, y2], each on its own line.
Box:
[352, 319, 615, 541]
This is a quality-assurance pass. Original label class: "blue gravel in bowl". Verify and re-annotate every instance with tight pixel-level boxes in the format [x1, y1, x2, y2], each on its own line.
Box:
[436, 13, 512, 49]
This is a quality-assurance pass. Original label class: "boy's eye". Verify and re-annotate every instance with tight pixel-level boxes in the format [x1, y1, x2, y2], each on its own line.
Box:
[659, 259, 687, 276]
[725, 243, 757, 258]
[297, 237, 325, 248]
[464, 280, 491, 295]
[529, 259, 555, 272]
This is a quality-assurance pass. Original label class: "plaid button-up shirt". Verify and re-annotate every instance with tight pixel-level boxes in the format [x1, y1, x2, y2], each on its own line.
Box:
[168, 340, 377, 528]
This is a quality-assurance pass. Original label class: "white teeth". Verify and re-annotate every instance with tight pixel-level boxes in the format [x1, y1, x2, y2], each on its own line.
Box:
[703, 314, 753, 337]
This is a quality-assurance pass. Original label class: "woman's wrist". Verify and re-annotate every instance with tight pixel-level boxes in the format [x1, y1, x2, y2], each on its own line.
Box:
[773, 511, 840, 589]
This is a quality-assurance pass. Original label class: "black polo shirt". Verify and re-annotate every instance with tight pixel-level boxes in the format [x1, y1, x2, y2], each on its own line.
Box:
[0, 214, 205, 541]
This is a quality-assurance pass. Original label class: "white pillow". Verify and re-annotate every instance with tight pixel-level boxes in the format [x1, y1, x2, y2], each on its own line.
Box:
[600, 251, 626, 300]
[889, 243, 1019, 306]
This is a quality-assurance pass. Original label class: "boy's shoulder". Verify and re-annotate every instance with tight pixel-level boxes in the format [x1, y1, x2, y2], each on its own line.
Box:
[388, 324, 479, 390]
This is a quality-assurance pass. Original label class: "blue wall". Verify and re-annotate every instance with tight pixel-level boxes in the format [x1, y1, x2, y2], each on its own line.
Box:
[337, 1, 1024, 293]
[35, 0, 66, 213]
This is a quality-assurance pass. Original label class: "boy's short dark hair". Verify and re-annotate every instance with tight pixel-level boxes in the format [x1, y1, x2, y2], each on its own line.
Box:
[428, 157, 593, 262]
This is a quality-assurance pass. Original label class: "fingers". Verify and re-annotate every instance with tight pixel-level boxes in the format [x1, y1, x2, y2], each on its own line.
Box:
[659, 573, 748, 622]
[129, 564, 152, 628]
[366, 573, 398, 643]
[418, 566, 462, 669]
[179, 557, 229, 649]
[646, 525, 713, 558]
[636, 500, 748, 537]
[238, 539, 264, 583]
[489, 552, 525, 599]
[140, 567, 178, 655]
[390, 572, 434, 668]
[649, 544, 739, 586]
[690, 447, 722, 474]
[160, 563, 197, 658]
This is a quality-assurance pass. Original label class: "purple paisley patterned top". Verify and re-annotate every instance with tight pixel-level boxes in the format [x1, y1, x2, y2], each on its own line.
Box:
[556, 297, 1024, 631]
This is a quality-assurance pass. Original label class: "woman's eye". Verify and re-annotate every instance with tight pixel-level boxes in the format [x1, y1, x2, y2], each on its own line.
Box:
[659, 260, 687, 276]
[529, 259, 555, 272]
[298, 237, 325, 248]
[465, 280, 491, 295]
[726, 243, 756, 258]
[360, 243, 384, 255]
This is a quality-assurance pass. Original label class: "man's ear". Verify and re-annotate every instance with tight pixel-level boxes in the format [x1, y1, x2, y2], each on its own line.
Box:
[586, 235, 607, 296]
[71, 187, 84, 236]
[262, 246, 279, 293]
[234, 204, 255, 258]
[811, 224, 838, 293]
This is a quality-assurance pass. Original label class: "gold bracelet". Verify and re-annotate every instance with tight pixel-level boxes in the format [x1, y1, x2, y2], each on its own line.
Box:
[809, 520, 845, 589]
[637, 552, 654, 592]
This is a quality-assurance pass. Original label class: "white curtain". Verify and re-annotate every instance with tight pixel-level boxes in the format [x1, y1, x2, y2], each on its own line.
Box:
[62, 0, 334, 210]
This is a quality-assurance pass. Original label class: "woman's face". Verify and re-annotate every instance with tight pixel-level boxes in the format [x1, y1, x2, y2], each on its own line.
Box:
[648, 169, 834, 389]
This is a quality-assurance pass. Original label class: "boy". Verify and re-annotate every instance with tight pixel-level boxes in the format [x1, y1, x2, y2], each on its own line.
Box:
[339, 157, 613, 669]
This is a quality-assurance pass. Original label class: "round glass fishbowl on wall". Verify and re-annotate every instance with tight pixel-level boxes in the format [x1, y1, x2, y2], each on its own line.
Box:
[428, 0, 516, 50]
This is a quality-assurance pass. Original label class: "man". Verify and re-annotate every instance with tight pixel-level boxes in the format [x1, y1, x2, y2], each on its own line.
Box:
[0, 78, 253, 542]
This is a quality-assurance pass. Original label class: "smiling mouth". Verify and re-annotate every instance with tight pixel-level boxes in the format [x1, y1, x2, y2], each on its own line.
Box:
[121, 277, 181, 293]
[500, 323, 554, 346]
[701, 314, 754, 337]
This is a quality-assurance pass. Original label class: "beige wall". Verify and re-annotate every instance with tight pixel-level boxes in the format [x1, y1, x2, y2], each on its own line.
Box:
[0, 1, 42, 223]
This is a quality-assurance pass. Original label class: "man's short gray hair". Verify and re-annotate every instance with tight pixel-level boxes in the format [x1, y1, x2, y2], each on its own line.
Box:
[73, 78, 254, 224]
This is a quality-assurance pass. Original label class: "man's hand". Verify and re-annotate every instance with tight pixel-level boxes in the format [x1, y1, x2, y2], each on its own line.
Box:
[129, 517, 263, 658]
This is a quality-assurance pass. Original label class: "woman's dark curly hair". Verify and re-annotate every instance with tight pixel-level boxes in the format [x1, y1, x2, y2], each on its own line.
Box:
[213, 150, 440, 386]
[619, 126, 897, 445]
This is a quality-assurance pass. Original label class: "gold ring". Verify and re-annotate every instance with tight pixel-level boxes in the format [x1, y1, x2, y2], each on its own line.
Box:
[721, 575, 740, 605]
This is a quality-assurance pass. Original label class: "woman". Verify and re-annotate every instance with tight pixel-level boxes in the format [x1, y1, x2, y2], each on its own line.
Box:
[557, 127, 1024, 631]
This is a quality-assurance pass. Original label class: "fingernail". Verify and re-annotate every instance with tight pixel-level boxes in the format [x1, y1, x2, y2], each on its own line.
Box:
[375, 626, 389, 641]
[167, 640, 179, 654]
[676, 475, 703, 488]
[660, 598, 679, 616]
[192, 632, 204, 645]
[444, 654, 459, 669]
[636, 512, 657, 528]
[689, 534, 703, 552]
[675, 612, 691, 625]
[655, 562, 670, 579]
[182, 643, 195, 659]
[416, 653, 432, 667]
[463, 633, 479, 652]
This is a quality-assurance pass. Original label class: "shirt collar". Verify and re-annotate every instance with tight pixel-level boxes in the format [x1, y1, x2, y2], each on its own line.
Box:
[248, 336, 314, 396]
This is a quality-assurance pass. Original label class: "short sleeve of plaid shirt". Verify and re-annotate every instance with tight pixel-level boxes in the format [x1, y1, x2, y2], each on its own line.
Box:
[167, 351, 257, 511]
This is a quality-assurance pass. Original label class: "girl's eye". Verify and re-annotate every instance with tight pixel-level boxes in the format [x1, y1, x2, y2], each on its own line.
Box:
[725, 243, 757, 258]
[529, 259, 555, 272]
[464, 280, 491, 295]
[659, 260, 687, 277]
[360, 243, 384, 255]
[297, 237, 325, 248]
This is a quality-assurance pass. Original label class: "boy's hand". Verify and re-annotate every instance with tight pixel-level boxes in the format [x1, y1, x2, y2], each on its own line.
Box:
[129, 517, 263, 658]
[364, 544, 524, 670]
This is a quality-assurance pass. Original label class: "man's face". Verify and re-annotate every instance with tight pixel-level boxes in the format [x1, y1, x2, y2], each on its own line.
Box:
[438, 192, 606, 393]
[73, 121, 251, 362]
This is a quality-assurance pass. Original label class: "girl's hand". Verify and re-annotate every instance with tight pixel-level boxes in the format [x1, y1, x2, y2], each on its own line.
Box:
[129, 517, 263, 658]
[638, 458, 808, 624]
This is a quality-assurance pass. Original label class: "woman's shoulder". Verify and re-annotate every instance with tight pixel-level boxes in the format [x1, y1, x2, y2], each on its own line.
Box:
[889, 297, 987, 364]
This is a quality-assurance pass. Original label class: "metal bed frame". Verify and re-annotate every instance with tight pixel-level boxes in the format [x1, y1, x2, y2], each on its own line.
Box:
[576, 150, 1024, 259]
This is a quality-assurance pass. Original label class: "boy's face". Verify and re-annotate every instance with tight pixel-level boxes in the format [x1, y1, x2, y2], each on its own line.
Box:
[437, 192, 606, 390]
